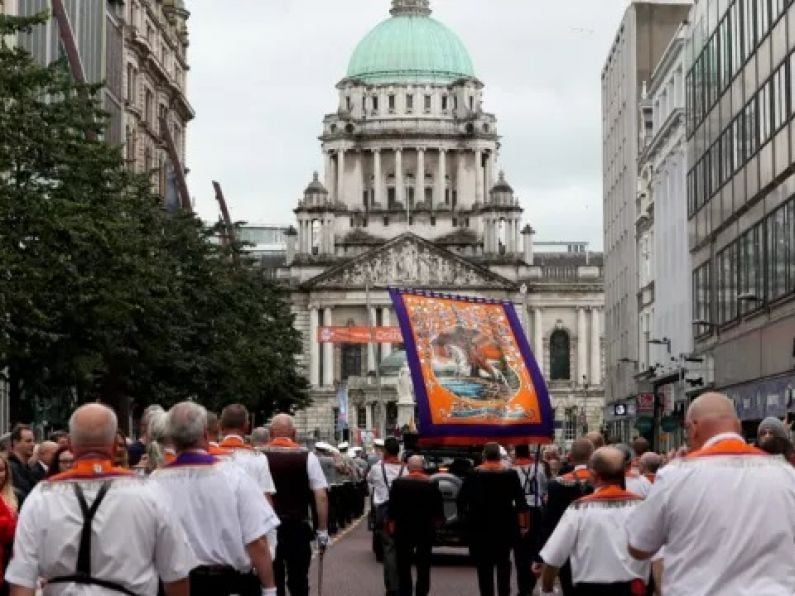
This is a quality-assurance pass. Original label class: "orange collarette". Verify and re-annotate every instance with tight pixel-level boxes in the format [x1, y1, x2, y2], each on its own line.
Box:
[208, 444, 232, 456]
[513, 458, 535, 466]
[687, 438, 766, 459]
[407, 471, 428, 479]
[562, 468, 592, 482]
[49, 459, 133, 482]
[267, 437, 301, 449]
[577, 484, 641, 503]
[220, 436, 253, 450]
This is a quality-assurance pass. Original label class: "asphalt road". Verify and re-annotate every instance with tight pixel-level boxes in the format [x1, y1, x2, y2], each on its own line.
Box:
[308, 517, 535, 595]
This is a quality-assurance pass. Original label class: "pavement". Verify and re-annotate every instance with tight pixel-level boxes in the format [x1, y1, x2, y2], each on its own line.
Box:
[309, 515, 539, 595]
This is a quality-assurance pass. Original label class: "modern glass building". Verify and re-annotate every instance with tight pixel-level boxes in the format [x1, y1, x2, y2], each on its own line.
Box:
[686, 0, 795, 431]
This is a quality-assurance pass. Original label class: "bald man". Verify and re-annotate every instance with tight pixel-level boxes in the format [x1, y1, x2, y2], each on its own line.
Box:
[536, 438, 594, 595]
[638, 452, 662, 484]
[627, 393, 795, 595]
[7, 404, 195, 596]
[540, 448, 649, 595]
[585, 432, 605, 449]
[387, 455, 444, 596]
[263, 413, 329, 596]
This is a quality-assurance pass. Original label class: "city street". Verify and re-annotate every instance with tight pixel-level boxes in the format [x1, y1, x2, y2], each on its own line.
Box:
[309, 517, 527, 595]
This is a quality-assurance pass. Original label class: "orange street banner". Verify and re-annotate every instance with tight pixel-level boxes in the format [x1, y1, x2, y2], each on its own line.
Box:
[390, 289, 554, 446]
[317, 326, 402, 344]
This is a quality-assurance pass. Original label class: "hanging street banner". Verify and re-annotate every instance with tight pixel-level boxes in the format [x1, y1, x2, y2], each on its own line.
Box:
[389, 288, 554, 445]
[336, 381, 349, 432]
[317, 326, 402, 344]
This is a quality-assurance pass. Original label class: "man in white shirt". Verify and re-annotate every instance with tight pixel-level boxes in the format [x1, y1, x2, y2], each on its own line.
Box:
[218, 404, 277, 500]
[616, 444, 652, 498]
[540, 446, 650, 596]
[151, 402, 279, 596]
[366, 436, 406, 596]
[6, 403, 195, 596]
[627, 392, 795, 596]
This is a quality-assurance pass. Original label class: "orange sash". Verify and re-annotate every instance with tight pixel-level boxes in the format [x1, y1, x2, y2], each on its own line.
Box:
[49, 459, 133, 482]
[687, 438, 766, 459]
[219, 436, 253, 451]
[577, 484, 641, 503]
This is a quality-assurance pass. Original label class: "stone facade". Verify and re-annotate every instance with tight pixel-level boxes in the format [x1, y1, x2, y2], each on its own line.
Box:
[284, 0, 606, 447]
[122, 0, 193, 198]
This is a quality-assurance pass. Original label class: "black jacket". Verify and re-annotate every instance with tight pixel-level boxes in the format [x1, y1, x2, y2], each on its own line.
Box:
[388, 474, 444, 542]
[8, 453, 37, 505]
[458, 466, 529, 546]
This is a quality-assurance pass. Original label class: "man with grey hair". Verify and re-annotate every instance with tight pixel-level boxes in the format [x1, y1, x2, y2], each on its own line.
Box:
[128, 404, 165, 466]
[218, 404, 276, 501]
[251, 427, 270, 452]
[151, 402, 279, 596]
[539, 447, 649, 595]
[6, 403, 195, 595]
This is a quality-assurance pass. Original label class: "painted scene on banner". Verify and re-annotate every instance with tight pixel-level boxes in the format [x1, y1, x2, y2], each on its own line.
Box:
[400, 293, 544, 427]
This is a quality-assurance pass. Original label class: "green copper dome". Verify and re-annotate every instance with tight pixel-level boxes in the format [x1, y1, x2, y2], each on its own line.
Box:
[346, 3, 475, 85]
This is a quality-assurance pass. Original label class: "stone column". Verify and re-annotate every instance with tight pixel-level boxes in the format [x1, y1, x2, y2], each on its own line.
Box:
[578, 307, 588, 385]
[373, 149, 383, 208]
[456, 152, 466, 208]
[475, 149, 484, 204]
[590, 308, 601, 385]
[485, 152, 494, 192]
[533, 308, 544, 373]
[382, 308, 392, 358]
[436, 148, 447, 207]
[365, 403, 373, 431]
[395, 148, 404, 209]
[416, 149, 425, 207]
[337, 149, 345, 205]
[325, 217, 334, 255]
[367, 306, 377, 373]
[324, 152, 334, 196]
[309, 306, 320, 386]
[323, 307, 334, 386]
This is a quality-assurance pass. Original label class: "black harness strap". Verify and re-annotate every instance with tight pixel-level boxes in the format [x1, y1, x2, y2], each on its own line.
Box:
[381, 462, 405, 490]
[49, 481, 138, 596]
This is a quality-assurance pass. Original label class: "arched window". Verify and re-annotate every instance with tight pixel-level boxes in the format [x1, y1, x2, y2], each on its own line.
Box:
[311, 219, 321, 255]
[550, 329, 570, 380]
[498, 218, 507, 255]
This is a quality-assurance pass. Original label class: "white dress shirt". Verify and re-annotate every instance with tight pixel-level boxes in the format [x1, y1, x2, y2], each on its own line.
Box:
[367, 459, 407, 506]
[540, 485, 650, 585]
[218, 435, 277, 495]
[151, 453, 280, 571]
[624, 473, 652, 498]
[626, 432, 795, 596]
[6, 466, 196, 595]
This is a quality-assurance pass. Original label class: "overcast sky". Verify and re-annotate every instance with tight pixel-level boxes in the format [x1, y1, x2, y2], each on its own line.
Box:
[186, 0, 632, 250]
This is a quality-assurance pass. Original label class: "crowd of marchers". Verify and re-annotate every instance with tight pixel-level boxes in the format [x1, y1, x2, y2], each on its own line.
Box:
[0, 402, 334, 596]
[367, 394, 795, 596]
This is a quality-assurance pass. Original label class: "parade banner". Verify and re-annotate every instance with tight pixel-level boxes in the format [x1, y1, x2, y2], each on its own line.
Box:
[317, 326, 402, 344]
[389, 289, 554, 445]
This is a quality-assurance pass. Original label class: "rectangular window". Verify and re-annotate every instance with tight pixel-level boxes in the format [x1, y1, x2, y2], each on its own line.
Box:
[758, 81, 772, 146]
[388, 95, 395, 111]
[768, 204, 790, 299]
[718, 244, 738, 324]
[721, 127, 733, 186]
[441, 95, 448, 111]
[430, 216, 436, 226]
[693, 262, 713, 333]
[687, 168, 695, 214]
[707, 33, 718, 107]
[710, 142, 720, 197]
[383, 216, 389, 227]
[743, 99, 758, 159]
[346, 96, 352, 111]
[773, 63, 788, 131]
[756, 0, 770, 42]
[372, 95, 379, 112]
[788, 199, 795, 294]
[469, 96, 474, 111]
[424, 95, 432, 111]
[739, 224, 764, 312]
[732, 113, 743, 173]
[730, 2, 743, 73]
[743, 0, 757, 58]
[720, 15, 732, 90]
[406, 94, 413, 110]
[686, 70, 694, 135]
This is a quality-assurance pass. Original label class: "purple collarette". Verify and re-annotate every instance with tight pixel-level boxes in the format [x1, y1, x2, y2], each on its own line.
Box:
[169, 451, 217, 467]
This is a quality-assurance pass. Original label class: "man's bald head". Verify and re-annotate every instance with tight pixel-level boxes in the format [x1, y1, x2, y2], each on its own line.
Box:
[686, 392, 740, 450]
[639, 451, 662, 475]
[632, 437, 650, 457]
[407, 455, 425, 472]
[69, 404, 118, 458]
[269, 413, 296, 440]
[589, 447, 625, 486]
[585, 431, 605, 448]
[569, 438, 595, 465]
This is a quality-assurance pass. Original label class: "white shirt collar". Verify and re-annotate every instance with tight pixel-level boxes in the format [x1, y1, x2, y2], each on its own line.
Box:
[574, 464, 588, 471]
[703, 432, 745, 448]
[222, 434, 245, 442]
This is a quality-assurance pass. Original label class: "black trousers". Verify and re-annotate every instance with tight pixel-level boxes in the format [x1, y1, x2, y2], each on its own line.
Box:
[189, 567, 260, 596]
[273, 519, 313, 596]
[574, 581, 638, 596]
[472, 545, 512, 596]
[560, 561, 575, 595]
[513, 508, 543, 596]
[395, 534, 433, 596]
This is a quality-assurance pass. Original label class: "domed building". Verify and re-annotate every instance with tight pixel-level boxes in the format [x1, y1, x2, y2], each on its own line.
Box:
[286, 0, 606, 446]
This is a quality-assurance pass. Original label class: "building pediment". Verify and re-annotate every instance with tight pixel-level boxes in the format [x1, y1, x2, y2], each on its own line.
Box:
[302, 233, 516, 290]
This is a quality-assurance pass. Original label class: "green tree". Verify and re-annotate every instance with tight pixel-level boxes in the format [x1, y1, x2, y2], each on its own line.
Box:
[0, 11, 308, 429]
